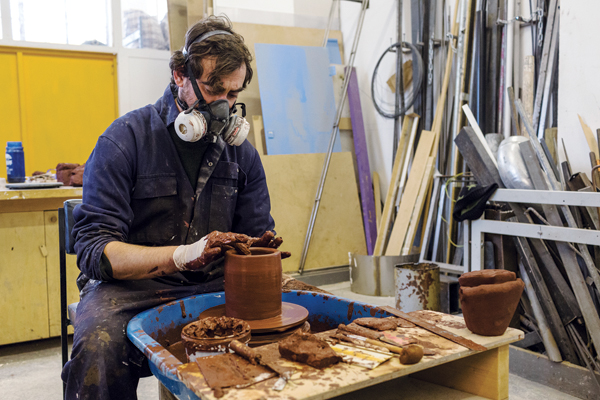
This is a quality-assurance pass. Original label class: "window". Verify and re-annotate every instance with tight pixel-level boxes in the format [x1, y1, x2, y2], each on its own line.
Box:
[10, 0, 110, 46]
[121, 0, 169, 50]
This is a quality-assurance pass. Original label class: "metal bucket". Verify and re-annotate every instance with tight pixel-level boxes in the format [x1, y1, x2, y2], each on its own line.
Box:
[349, 253, 419, 296]
[394, 263, 440, 312]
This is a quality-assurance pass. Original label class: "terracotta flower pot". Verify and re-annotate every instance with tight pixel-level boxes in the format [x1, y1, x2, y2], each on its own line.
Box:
[224, 247, 282, 320]
[459, 270, 524, 336]
[181, 316, 251, 362]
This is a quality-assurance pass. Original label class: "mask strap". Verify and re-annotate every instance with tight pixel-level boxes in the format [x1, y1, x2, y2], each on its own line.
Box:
[182, 30, 233, 109]
[186, 62, 205, 109]
[232, 102, 247, 118]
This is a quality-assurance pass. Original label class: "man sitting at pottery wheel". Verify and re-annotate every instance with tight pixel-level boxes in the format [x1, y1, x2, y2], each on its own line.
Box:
[62, 16, 288, 400]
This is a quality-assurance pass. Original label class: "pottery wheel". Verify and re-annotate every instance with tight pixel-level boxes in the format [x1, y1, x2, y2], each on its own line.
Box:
[248, 322, 309, 346]
[199, 302, 309, 334]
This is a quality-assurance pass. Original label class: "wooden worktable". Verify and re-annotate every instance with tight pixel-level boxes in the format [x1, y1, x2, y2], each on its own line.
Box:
[176, 311, 524, 400]
[0, 179, 82, 212]
[0, 179, 82, 345]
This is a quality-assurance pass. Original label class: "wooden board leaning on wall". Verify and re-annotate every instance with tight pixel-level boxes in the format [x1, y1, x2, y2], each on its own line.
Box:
[261, 152, 366, 273]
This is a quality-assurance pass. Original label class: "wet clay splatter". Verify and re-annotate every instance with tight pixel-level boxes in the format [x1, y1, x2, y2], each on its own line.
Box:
[279, 331, 342, 369]
[408, 310, 443, 323]
[179, 300, 187, 319]
[397, 265, 437, 309]
[347, 302, 355, 321]
[338, 323, 382, 340]
[308, 315, 339, 333]
[182, 316, 250, 339]
[353, 317, 397, 331]
[434, 319, 467, 329]
[281, 277, 333, 295]
[196, 353, 274, 398]
[394, 318, 417, 328]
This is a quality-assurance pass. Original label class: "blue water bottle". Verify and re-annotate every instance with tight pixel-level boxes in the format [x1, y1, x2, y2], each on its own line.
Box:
[6, 141, 26, 183]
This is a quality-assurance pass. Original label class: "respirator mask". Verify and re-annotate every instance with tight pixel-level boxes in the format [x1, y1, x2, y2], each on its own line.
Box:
[174, 30, 250, 146]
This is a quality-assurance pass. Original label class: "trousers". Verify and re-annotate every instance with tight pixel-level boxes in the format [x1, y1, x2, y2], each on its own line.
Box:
[61, 277, 224, 400]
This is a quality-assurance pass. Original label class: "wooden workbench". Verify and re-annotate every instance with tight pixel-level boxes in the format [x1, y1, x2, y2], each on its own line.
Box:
[0, 179, 82, 345]
[176, 311, 524, 400]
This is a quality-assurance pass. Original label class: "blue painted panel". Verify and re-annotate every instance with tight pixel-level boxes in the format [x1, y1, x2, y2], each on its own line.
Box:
[326, 39, 342, 64]
[255, 43, 341, 155]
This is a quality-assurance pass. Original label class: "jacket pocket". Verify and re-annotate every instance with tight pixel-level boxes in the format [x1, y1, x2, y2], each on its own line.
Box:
[129, 175, 178, 245]
[131, 175, 177, 199]
[208, 184, 238, 232]
[211, 161, 239, 181]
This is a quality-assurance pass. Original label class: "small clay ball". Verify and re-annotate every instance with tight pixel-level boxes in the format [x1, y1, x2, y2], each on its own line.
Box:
[458, 269, 516, 288]
[399, 344, 424, 365]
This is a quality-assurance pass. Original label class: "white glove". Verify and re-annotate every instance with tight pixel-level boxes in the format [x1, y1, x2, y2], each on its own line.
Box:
[171, 231, 255, 271]
[173, 236, 208, 271]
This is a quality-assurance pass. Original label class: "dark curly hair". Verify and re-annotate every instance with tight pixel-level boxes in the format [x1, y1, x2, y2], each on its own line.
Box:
[169, 15, 253, 93]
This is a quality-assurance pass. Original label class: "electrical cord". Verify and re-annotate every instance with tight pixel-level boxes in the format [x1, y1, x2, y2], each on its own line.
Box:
[371, 41, 425, 119]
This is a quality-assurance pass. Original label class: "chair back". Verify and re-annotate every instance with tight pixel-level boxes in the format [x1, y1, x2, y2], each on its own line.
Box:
[62, 199, 82, 254]
[59, 198, 82, 376]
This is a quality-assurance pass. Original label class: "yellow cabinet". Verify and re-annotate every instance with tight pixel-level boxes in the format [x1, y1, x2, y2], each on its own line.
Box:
[0, 46, 118, 178]
[0, 211, 50, 344]
[0, 185, 82, 345]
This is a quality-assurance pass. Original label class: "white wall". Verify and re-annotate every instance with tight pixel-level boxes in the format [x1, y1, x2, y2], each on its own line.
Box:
[558, 1, 600, 176]
[215, 0, 339, 30]
[117, 49, 172, 114]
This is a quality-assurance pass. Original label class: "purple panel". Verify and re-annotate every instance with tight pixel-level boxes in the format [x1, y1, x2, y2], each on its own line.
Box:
[347, 67, 377, 255]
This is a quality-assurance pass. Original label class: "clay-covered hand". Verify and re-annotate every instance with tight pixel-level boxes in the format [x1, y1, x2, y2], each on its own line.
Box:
[172, 231, 253, 271]
[249, 231, 291, 259]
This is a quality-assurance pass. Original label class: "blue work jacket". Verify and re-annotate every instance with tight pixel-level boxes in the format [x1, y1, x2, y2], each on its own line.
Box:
[73, 86, 275, 282]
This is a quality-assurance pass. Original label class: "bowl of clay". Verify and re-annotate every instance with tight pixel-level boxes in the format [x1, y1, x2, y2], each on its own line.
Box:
[459, 270, 524, 336]
[181, 316, 251, 362]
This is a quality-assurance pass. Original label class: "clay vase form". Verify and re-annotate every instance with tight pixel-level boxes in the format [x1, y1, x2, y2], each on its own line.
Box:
[459, 270, 524, 336]
[224, 247, 282, 320]
[181, 316, 251, 362]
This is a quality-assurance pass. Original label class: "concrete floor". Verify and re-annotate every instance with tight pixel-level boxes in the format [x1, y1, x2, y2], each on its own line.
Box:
[0, 281, 580, 400]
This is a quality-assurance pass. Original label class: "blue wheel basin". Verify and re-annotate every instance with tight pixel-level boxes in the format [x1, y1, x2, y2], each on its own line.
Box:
[127, 290, 392, 399]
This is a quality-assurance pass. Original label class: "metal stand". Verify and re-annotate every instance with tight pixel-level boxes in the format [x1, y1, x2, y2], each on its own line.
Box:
[298, 0, 369, 274]
[467, 189, 600, 271]
[392, 0, 406, 161]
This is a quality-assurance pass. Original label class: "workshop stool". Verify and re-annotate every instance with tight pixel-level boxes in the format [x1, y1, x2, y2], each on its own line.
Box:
[59, 199, 81, 397]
